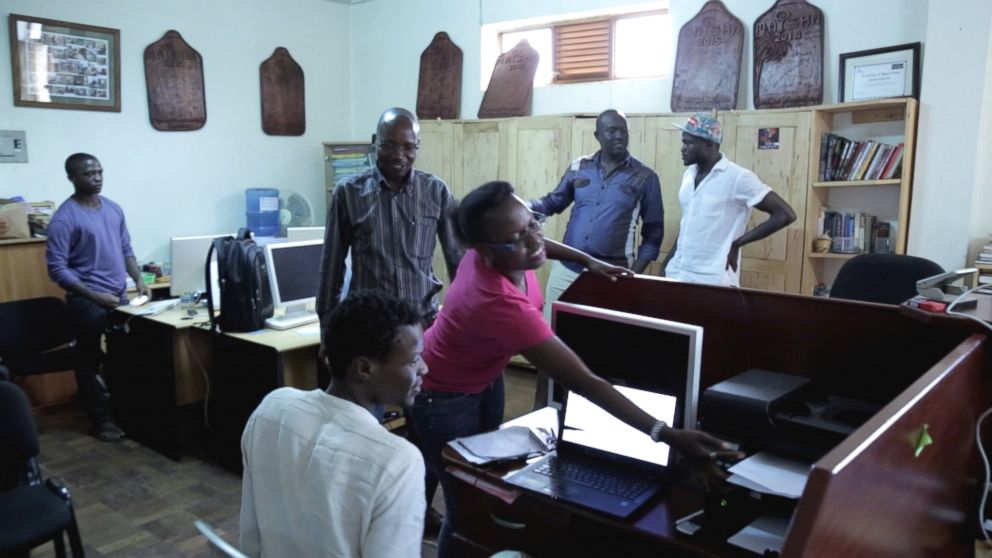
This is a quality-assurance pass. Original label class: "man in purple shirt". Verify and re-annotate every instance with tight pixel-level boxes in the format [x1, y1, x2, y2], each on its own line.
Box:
[46, 153, 149, 442]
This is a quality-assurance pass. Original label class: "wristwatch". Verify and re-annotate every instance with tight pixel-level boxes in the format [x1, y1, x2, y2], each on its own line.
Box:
[649, 419, 668, 442]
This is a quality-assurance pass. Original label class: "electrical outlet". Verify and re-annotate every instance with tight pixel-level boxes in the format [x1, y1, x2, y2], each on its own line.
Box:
[0, 131, 27, 163]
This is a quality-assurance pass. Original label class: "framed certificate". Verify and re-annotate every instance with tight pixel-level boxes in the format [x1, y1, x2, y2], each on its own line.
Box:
[839, 43, 921, 102]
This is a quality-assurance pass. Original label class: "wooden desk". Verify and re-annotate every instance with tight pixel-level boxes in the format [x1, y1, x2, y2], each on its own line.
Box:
[104, 305, 213, 460]
[105, 306, 320, 463]
[444, 275, 990, 557]
[208, 322, 321, 471]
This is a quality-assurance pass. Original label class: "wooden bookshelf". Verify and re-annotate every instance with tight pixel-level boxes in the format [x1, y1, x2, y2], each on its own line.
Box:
[812, 179, 901, 188]
[801, 98, 918, 294]
[322, 141, 374, 210]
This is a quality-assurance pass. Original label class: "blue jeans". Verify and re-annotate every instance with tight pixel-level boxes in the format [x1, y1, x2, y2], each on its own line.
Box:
[409, 375, 505, 558]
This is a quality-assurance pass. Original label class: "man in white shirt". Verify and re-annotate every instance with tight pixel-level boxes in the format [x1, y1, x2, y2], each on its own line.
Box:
[665, 113, 796, 286]
[240, 290, 428, 557]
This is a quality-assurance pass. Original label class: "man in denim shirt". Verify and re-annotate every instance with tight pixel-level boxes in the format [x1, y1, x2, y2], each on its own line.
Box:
[530, 109, 663, 321]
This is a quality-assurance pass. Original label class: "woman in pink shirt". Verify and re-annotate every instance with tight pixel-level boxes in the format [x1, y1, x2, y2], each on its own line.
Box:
[410, 181, 740, 556]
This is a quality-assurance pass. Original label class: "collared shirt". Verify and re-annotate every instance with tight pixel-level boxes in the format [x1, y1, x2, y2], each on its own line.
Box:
[46, 195, 135, 301]
[317, 166, 462, 324]
[665, 155, 771, 286]
[239, 388, 425, 558]
[531, 151, 663, 273]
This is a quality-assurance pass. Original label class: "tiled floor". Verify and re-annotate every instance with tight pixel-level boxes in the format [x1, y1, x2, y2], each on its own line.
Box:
[25, 367, 538, 557]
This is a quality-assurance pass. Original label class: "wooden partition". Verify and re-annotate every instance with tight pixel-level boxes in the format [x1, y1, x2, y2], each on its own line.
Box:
[559, 274, 990, 557]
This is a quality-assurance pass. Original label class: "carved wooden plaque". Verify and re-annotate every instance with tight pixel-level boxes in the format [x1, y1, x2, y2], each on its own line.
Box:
[417, 32, 462, 120]
[260, 47, 305, 136]
[143, 30, 206, 131]
[753, 0, 824, 109]
[671, 1, 744, 112]
[478, 39, 538, 119]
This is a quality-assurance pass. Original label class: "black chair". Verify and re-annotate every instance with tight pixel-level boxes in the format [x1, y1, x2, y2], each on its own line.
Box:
[0, 381, 85, 557]
[0, 297, 78, 382]
[829, 253, 945, 305]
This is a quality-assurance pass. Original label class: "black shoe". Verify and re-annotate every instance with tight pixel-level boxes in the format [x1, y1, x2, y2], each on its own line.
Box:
[91, 420, 126, 443]
[423, 508, 443, 541]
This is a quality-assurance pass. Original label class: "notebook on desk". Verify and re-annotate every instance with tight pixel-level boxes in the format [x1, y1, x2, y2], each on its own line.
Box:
[505, 385, 676, 518]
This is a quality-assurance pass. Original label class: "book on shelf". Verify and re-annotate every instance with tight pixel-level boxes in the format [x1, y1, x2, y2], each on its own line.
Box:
[816, 208, 885, 255]
[881, 144, 904, 179]
[818, 133, 904, 182]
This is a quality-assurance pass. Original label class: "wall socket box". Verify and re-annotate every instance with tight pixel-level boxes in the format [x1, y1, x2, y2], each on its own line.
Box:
[0, 131, 27, 163]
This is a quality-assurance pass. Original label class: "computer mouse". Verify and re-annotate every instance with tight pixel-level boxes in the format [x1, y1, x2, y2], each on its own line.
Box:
[129, 294, 149, 307]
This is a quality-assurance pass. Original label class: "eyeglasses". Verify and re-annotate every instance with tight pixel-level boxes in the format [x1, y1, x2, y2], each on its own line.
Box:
[481, 212, 546, 253]
[376, 140, 420, 155]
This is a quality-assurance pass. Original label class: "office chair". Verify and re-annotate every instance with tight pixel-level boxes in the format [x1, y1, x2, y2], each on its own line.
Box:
[0, 381, 86, 558]
[830, 253, 945, 305]
[194, 520, 249, 558]
[0, 297, 78, 380]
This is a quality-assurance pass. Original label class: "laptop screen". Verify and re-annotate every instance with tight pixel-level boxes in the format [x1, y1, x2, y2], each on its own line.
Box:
[561, 385, 677, 467]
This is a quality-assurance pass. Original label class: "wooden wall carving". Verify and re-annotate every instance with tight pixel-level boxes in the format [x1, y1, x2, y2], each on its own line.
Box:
[671, 0, 744, 112]
[478, 39, 538, 119]
[144, 30, 206, 131]
[417, 32, 463, 120]
[753, 0, 824, 109]
[260, 47, 305, 136]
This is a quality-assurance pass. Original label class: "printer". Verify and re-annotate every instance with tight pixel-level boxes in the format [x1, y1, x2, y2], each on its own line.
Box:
[699, 369, 881, 461]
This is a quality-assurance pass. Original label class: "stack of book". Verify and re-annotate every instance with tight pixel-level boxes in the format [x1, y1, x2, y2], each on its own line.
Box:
[329, 145, 374, 184]
[816, 208, 890, 254]
[818, 133, 904, 182]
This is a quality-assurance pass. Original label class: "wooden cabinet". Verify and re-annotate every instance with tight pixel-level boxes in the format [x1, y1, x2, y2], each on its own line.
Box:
[419, 117, 573, 291]
[389, 101, 916, 296]
[800, 98, 918, 294]
[725, 110, 811, 293]
[0, 239, 76, 406]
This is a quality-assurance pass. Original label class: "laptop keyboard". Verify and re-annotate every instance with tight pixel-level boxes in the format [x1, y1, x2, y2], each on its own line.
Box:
[534, 456, 653, 500]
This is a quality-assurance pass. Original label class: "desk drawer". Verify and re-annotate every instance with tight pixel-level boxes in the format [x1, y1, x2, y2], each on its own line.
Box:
[448, 470, 570, 557]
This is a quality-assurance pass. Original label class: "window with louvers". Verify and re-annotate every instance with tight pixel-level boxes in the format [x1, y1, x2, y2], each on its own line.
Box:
[553, 20, 612, 83]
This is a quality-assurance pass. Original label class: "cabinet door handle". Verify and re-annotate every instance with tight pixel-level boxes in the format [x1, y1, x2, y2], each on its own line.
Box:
[490, 513, 527, 530]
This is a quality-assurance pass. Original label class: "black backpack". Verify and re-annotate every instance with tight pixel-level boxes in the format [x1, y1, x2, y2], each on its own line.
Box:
[205, 228, 274, 332]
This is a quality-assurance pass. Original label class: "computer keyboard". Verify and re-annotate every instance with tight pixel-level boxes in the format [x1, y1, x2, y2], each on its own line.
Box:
[264, 311, 319, 330]
[534, 456, 653, 500]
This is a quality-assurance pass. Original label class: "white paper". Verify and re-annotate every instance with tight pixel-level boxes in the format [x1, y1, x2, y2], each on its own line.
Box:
[295, 324, 320, 335]
[727, 452, 811, 499]
[727, 514, 790, 555]
[448, 425, 547, 465]
[133, 298, 180, 316]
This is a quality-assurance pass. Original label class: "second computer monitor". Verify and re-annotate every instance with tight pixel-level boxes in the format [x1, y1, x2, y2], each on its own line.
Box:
[264, 239, 324, 314]
[170, 234, 229, 298]
[550, 301, 703, 431]
[286, 226, 326, 242]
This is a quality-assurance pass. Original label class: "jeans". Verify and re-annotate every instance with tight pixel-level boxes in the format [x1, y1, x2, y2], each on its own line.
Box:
[409, 375, 505, 558]
[65, 293, 115, 427]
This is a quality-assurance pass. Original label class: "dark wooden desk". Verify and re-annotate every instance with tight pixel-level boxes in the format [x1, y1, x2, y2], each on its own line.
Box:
[445, 275, 990, 557]
[442, 446, 753, 558]
[104, 307, 320, 465]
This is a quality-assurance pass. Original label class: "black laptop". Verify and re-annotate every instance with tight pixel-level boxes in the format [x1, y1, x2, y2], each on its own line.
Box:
[506, 385, 677, 518]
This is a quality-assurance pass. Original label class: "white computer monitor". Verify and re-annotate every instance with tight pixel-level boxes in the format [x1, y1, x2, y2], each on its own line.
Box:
[170, 234, 230, 298]
[549, 301, 703, 431]
[264, 239, 324, 317]
[286, 226, 325, 242]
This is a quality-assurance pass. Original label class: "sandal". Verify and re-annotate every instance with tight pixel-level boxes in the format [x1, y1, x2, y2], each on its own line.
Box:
[91, 421, 126, 443]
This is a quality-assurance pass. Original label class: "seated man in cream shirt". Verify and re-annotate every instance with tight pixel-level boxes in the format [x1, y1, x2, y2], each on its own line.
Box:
[240, 290, 428, 557]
